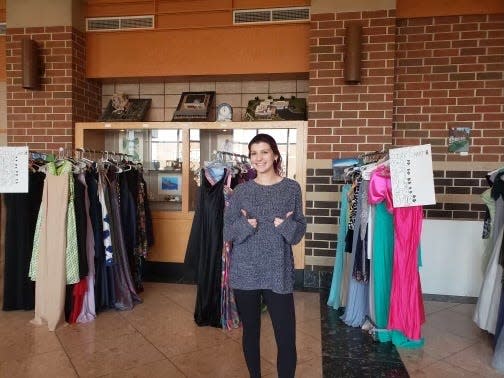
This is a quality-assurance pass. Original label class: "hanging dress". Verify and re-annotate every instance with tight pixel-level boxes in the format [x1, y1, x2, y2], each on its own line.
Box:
[474, 227, 504, 334]
[368, 167, 394, 329]
[474, 174, 504, 334]
[493, 319, 504, 373]
[119, 173, 140, 292]
[221, 174, 241, 330]
[327, 183, 351, 310]
[107, 169, 142, 310]
[68, 174, 89, 323]
[132, 169, 154, 285]
[340, 178, 369, 327]
[76, 173, 97, 323]
[29, 161, 80, 331]
[387, 202, 425, 340]
[85, 169, 111, 312]
[185, 169, 226, 327]
[367, 166, 423, 348]
[97, 169, 118, 309]
[3, 171, 45, 311]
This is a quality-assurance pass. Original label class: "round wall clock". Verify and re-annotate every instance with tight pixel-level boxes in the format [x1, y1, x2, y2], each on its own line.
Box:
[216, 103, 233, 121]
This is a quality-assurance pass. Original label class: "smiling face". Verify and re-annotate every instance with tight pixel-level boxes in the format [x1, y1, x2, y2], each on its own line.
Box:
[249, 141, 278, 176]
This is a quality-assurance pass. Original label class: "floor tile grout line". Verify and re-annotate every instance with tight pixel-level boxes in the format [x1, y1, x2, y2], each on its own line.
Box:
[424, 305, 460, 316]
[119, 285, 250, 367]
[436, 356, 488, 376]
[119, 311, 190, 378]
[401, 326, 488, 374]
[129, 287, 322, 371]
[149, 333, 241, 360]
[55, 316, 177, 377]
[55, 330, 82, 377]
[437, 337, 486, 363]
[155, 289, 201, 315]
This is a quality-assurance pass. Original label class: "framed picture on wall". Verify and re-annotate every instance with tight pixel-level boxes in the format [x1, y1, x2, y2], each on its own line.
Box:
[158, 174, 182, 196]
[172, 91, 216, 122]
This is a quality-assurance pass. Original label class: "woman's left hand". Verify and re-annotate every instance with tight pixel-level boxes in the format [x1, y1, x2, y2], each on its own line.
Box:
[274, 211, 293, 227]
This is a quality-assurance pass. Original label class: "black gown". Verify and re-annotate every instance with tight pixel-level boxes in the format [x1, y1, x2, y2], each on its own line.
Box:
[185, 170, 226, 327]
[3, 171, 45, 311]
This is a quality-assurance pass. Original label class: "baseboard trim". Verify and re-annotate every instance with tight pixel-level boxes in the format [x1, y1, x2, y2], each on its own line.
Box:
[143, 261, 195, 284]
[422, 294, 477, 304]
[144, 262, 306, 290]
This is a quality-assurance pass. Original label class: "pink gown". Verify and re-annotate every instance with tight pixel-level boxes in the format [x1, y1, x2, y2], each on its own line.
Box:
[369, 166, 425, 340]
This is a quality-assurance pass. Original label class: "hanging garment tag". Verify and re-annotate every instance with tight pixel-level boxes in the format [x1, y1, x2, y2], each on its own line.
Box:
[389, 144, 436, 208]
[0, 146, 29, 193]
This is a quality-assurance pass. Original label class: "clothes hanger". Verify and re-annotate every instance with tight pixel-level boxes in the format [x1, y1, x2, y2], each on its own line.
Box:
[54, 147, 66, 167]
[75, 148, 94, 166]
[105, 151, 123, 173]
[487, 167, 504, 176]
[205, 151, 229, 169]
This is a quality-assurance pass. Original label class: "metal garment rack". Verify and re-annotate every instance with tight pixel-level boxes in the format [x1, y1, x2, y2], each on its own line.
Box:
[358, 150, 388, 164]
[75, 147, 133, 161]
[215, 150, 249, 161]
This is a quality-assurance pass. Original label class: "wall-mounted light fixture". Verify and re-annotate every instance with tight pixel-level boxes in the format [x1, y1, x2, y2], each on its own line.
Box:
[344, 22, 362, 84]
[21, 37, 40, 89]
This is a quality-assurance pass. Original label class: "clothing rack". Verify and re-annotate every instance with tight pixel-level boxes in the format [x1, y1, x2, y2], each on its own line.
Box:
[75, 147, 133, 161]
[358, 150, 388, 165]
[29, 150, 52, 161]
[215, 150, 249, 161]
[29, 147, 69, 160]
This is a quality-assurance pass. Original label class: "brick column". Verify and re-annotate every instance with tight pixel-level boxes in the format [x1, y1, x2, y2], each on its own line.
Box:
[308, 10, 397, 160]
[305, 10, 396, 283]
[6, 26, 101, 153]
[73, 29, 101, 125]
[395, 14, 504, 221]
[394, 14, 504, 163]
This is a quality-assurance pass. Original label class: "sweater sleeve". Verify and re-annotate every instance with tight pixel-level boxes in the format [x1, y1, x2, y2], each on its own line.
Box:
[223, 186, 255, 244]
[276, 182, 307, 245]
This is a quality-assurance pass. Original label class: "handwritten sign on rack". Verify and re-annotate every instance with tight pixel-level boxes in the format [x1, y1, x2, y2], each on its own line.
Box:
[389, 144, 436, 208]
[0, 146, 29, 193]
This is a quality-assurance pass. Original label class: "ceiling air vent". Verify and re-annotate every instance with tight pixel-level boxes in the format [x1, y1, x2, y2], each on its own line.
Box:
[0, 23, 6, 35]
[234, 10, 271, 24]
[87, 16, 154, 32]
[272, 8, 310, 22]
[120, 17, 154, 29]
[233, 7, 310, 25]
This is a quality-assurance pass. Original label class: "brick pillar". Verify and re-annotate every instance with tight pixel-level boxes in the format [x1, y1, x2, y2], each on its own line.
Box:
[72, 29, 101, 125]
[304, 10, 396, 285]
[309, 10, 397, 160]
[6, 26, 101, 153]
[394, 14, 504, 163]
[395, 14, 504, 222]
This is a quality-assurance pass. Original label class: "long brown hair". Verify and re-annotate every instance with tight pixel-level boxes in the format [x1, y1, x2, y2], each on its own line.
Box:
[248, 133, 282, 175]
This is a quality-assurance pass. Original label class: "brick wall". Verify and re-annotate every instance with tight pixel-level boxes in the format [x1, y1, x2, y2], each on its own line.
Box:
[306, 11, 504, 284]
[72, 29, 101, 124]
[395, 14, 504, 221]
[305, 10, 397, 278]
[308, 10, 397, 160]
[394, 14, 504, 161]
[6, 26, 101, 152]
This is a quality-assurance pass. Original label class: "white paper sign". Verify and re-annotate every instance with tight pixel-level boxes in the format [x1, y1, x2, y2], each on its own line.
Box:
[0, 146, 29, 193]
[389, 144, 436, 208]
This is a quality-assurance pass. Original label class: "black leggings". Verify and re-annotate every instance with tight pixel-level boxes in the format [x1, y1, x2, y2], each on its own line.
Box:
[233, 289, 296, 378]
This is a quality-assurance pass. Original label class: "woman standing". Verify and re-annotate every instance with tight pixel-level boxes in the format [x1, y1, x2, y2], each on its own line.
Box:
[224, 134, 306, 378]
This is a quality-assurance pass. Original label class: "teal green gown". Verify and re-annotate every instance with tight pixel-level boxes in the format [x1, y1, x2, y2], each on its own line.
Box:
[327, 184, 350, 310]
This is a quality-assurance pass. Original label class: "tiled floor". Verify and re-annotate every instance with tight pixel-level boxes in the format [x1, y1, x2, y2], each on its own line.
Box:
[0, 283, 502, 377]
[398, 300, 503, 378]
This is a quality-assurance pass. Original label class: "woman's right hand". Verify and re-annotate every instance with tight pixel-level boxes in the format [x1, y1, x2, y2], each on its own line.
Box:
[241, 209, 257, 229]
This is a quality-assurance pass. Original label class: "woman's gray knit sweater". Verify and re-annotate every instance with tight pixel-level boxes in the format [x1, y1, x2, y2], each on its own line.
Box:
[223, 178, 306, 294]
